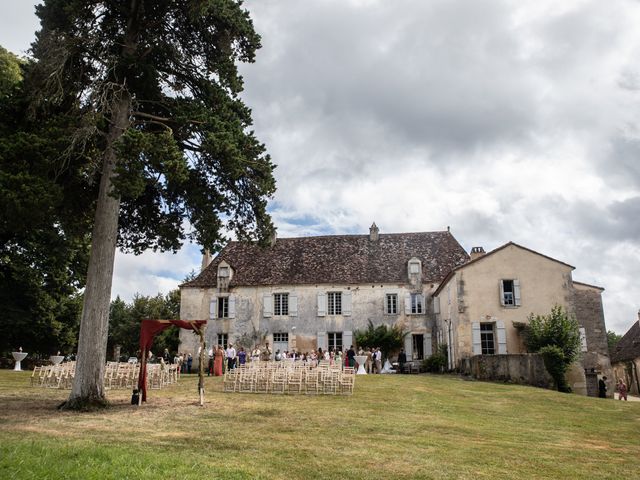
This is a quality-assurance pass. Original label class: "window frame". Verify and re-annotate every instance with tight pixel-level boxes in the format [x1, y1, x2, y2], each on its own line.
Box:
[385, 294, 398, 315]
[480, 323, 495, 355]
[327, 292, 342, 315]
[410, 293, 423, 314]
[328, 332, 343, 352]
[273, 332, 289, 343]
[217, 333, 229, 349]
[273, 292, 289, 316]
[218, 296, 229, 318]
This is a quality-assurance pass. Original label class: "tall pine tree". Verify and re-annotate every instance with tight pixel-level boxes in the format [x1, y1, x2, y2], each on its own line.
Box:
[28, 0, 275, 409]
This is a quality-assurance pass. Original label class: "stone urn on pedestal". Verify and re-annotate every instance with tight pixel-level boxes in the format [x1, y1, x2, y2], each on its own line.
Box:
[12, 351, 28, 371]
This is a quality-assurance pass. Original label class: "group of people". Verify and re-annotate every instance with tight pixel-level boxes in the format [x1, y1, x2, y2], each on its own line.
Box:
[158, 349, 193, 374]
[273, 345, 357, 368]
[598, 376, 629, 400]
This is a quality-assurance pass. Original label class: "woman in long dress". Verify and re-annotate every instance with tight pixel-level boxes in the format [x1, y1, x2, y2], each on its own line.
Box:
[214, 345, 224, 376]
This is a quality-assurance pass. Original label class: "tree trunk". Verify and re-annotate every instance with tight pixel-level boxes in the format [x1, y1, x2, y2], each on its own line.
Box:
[61, 94, 131, 410]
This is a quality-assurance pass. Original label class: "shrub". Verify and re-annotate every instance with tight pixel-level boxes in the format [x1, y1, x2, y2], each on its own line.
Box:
[354, 320, 405, 359]
[524, 305, 581, 392]
[422, 345, 448, 373]
[539, 345, 570, 392]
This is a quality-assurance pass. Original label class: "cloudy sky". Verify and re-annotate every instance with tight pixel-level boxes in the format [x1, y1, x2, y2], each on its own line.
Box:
[2, 0, 639, 334]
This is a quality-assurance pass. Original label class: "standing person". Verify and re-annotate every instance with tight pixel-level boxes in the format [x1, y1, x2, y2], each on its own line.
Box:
[347, 345, 356, 369]
[317, 348, 323, 363]
[261, 342, 271, 362]
[398, 348, 407, 374]
[617, 378, 628, 401]
[207, 346, 214, 376]
[238, 347, 247, 366]
[163, 348, 171, 363]
[375, 347, 382, 374]
[187, 353, 193, 374]
[226, 343, 237, 370]
[214, 345, 224, 376]
[335, 350, 343, 368]
[251, 346, 261, 363]
[365, 347, 373, 374]
[598, 376, 608, 398]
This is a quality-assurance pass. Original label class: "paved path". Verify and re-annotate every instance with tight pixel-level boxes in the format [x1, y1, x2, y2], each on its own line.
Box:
[613, 393, 640, 402]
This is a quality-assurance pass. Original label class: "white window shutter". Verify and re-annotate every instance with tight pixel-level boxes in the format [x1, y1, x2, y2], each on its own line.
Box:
[209, 298, 217, 320]
[263, 293, 273, 317]
[405, 294, 412, 315]
[472, 322, 482, 355]
[343, 330, 353, 349]
[317, 331, 327, 351]
[579, 327, 588, 352]
[499, 281, 505, 306]
[424, 333, 432, 357]
[496, 321, 507, 354]
[228, 295, 236, 319]
[317, 292, 326, 317]
[289, 293, 298, 317]
[343, 292, 352, 316]
[404, 334, 413, 361]
[433, 296, 440, 315]
[514, 279, 521, 306]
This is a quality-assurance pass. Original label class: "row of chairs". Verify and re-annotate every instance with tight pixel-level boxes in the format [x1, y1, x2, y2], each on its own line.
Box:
[223, 363, 355, 395]
[30, 361, 180, 391]
[30, 362, 76, 389]
[104, 362, 140, 390]
[146, 363, 180, 389]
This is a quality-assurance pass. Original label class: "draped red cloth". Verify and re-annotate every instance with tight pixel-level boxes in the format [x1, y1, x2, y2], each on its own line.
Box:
[137, 319, 206, 402]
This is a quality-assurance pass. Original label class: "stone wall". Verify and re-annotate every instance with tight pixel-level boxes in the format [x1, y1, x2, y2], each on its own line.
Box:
[459, 354, 554, 389]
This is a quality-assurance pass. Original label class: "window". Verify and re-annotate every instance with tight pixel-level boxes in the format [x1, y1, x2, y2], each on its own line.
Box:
[480, 323, 495, 355]
[273, 332, 289, 343]
[217, 333, 228, 349]
[328, 332, 342, 352]
[218, 266, 229, 277]
[412, 334, 424, 360]
[327, 292, 342, 315]
[274, 293, 289, 316]
[385, 294, 398, 314]
[411, 293, 423, 314]
[218, 297, 229, 318]
[409, 262, 420, 274]
[500, 279, 521, 307]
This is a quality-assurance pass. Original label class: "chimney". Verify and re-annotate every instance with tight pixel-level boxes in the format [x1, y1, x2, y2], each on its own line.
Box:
[369, 222, 379, 241]
[470, 246, 486, 261]
[201, 249, 212, 272]
[269, 228, 277, 247]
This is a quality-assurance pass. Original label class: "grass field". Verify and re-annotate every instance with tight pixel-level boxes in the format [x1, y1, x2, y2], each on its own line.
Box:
[0, 369, 638, 480]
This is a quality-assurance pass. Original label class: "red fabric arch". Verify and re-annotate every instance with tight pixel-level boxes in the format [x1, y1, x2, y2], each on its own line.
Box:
[137, 319, 206, 402]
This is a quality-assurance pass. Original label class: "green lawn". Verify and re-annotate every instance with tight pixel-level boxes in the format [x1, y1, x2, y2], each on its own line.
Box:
[0, 369, 638, 480]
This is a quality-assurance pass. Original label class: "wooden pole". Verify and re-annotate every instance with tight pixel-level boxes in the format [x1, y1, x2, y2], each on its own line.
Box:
[138, 347, 146, 406]
[198, 326, 205, 406]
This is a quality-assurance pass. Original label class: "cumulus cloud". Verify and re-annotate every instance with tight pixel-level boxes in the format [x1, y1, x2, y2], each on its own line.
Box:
[238, 0, 640, 333]
[2, 0, 639, 333]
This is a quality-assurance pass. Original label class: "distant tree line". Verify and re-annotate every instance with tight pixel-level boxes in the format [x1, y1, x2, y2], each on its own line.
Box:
[108, 290, 181, 361]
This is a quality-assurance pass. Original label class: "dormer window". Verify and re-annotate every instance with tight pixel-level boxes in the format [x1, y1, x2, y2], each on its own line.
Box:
[408, 257, 422, 280]
[217, 261, 231, 290]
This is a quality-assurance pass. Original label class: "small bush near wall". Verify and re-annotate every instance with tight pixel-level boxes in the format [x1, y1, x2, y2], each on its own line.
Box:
[423, 345, 447, 373]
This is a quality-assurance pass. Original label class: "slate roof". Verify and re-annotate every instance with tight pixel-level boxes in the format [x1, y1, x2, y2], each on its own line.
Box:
[183, 231, 469, 288]
[610, 319, 640, 363]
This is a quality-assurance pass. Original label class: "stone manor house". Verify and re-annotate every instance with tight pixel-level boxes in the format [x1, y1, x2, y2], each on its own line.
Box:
[179, 224, 612, 395]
